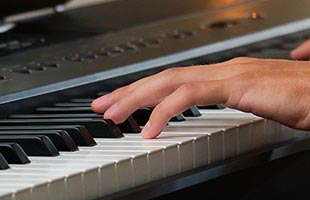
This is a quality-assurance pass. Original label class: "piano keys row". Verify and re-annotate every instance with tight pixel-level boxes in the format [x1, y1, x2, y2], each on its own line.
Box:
[0, 106, 303, 200]
[0, 90, 211, 166]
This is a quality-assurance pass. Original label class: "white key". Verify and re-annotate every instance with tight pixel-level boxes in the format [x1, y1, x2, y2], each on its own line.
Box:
[95, 138, 179, 177]
[31, 154, 129, 195]
[0, 185, 30, 200]
[0, 190, 12, 200]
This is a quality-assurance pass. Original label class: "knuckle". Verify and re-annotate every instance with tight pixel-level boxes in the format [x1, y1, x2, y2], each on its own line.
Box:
[228, 57, 252, 63]
[179, 83, 195, 95]
[154, 105, 174, 119]
[161, 67, 180, 78]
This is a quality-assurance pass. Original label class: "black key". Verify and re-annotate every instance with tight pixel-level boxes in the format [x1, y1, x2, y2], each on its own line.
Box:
[36, 107, 94, 114]
[132, 108, 152, 126]
[198, 104, 225, 109]
[0, 143, 30, 164]
[182, 106, 201, 117]
[10, 114, 102, 119]
[0, 130, 78, 152]
[0, 119, 123, 138]
[170, 114, 186, 122]
[0, 135, 59, 156]
[117, 116, 141, 133]
[10, 114, 141, 133]
[132, 108, 185, 125]
[97, 92, 109, 96]
[0, 153, 9, 170]
[0, 125, 96, 146]
[71, 98, 94, 103]
[54, 103, 91, 107]
[246, 48, 291, 59]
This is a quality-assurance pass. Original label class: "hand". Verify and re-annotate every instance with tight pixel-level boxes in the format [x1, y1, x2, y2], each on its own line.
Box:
[92, 56, 310, 139]
[291, 39, 310, 60]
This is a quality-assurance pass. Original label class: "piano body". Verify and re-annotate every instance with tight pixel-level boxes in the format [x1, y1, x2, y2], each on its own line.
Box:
[0, 0, 309, 199]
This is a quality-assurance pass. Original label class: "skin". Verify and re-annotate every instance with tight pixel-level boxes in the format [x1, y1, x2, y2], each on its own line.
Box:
[92, 40, 310, 139]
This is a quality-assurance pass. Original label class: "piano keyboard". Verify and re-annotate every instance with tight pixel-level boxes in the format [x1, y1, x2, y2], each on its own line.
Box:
[0, 0, 309, 199]
[0, 106, 302, 200]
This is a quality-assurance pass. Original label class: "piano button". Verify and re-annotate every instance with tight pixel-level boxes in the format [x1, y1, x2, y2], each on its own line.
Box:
[128, 39, 148, 48]
[26, 62, 46, 71]
[182, 106, 201, 117]
[143, 38, 161, 47]
[64, 55, 84, 62]
[11, 67, 32, 74]
[0, 125, 96, 147]
[0, 119, 123, 138]
[117, 44, 138, 52]
[0, 75, 6, 80]
[170, 114, 186, 122]
[0, 130, 78, 152]
[41, 63, 60, 68]
[0, 135, 59, 156]
[0, 143, 30, 164]
[99, 47, 124, 57]
[0, 153, 10, 170]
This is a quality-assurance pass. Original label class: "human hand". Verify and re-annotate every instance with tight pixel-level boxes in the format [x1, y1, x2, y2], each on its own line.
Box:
[291, 39, 310, 60]
[92, 57, 310, 139]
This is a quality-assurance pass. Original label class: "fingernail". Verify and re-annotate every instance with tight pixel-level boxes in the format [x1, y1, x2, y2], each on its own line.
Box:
[103, 103, 118, 118]
[141, 121, 152, 138]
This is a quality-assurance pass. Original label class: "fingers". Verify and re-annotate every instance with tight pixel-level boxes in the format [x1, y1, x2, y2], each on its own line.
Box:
[291, 39, 310, 60]
[91, 58, 261, 115]
[141, 80, 229, 139]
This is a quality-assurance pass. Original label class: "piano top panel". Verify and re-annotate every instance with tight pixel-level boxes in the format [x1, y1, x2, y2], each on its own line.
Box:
[0, 0, 309, 107]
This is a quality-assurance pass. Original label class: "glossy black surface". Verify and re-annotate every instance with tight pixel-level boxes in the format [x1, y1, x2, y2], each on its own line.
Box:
[0, 135, 59, 156]
[0, 143, 30, 164]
